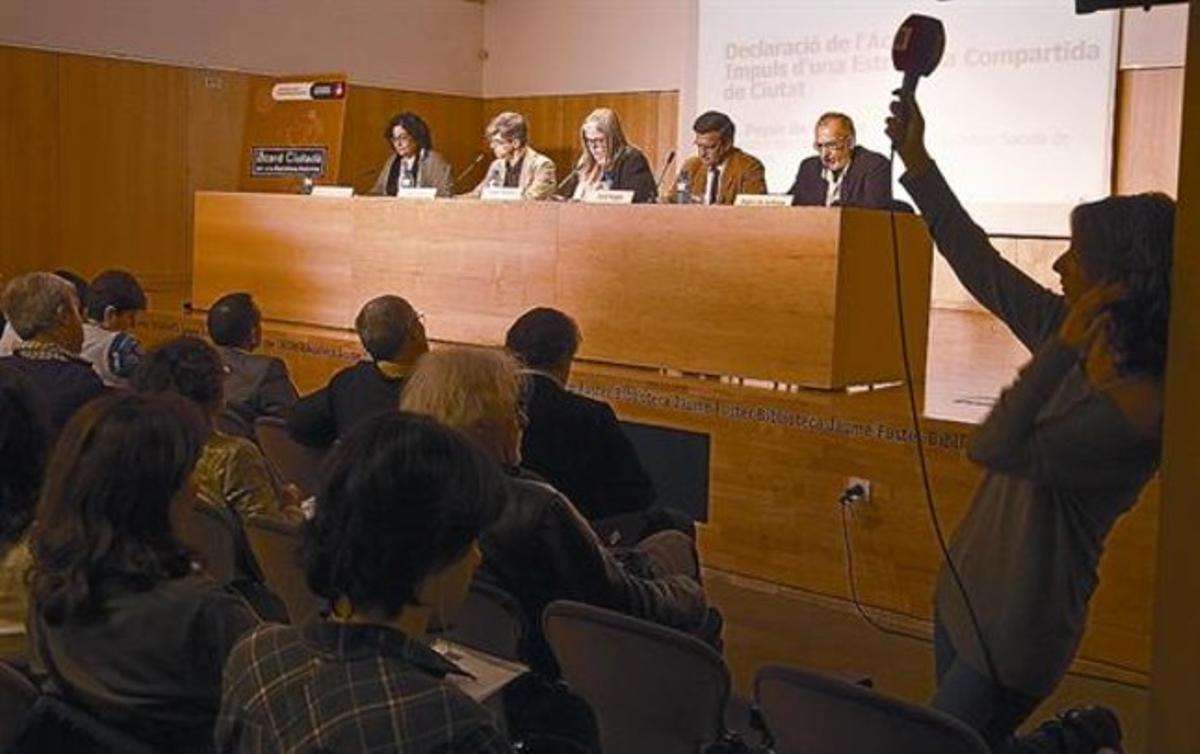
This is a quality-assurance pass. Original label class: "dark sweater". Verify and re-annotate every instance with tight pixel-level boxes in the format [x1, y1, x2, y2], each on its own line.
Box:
[0, 351, 105, 436]
[286, 361, 406, 448]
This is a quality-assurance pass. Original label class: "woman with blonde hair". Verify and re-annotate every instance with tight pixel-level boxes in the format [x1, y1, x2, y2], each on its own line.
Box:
[558, 108, 657, 203]
[400, 346, 706, 676]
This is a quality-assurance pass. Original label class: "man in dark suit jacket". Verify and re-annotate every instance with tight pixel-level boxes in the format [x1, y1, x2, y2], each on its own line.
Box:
[788, 112, 892, 209]
[207, 292, 299, 425]
[287, 295, 428, 448]
[505, 307, 656, 523]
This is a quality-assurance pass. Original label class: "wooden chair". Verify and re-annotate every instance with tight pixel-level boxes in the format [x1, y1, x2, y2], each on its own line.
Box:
[753, 663, 990, 754]
[244, 515, 324, 625]
[253, 416, 329, 497]
[543, 600, 741, 754]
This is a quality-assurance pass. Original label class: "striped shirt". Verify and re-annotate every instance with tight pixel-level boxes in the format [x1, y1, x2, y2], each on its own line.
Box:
[217, 617, 511, 754]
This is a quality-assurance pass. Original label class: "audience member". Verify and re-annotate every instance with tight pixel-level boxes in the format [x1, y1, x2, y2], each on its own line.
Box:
[81, 269, 147, 388]
[669, 110, 767, 204]
[0, 272, 104, 435]
[288, 295, 428, 448]
[789, 111, 891, 209]
[464, 111, 557, 200]
[136, 336, 300, 523]
[0, 269, 90, 358]
[558, 108, 658, 203]
[217, 412, 511, 753]
[370, 111, 454, 197]
[887, 91, 1171, 754]
[401, 346, 706, 676]
[206, 292, 299, 424]
[28, 392, 258, 753]
[505, 307, 656, 522]
[0, 367, 50, 661]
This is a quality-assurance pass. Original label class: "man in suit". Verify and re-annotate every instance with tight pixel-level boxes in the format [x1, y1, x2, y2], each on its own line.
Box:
[505, 307, 656, 523]
[207, 292, 298, 425]
[669, 110, 767, 204]
[463, 111, 556, 200]
[287, 295, 428, 448]
[788, 112, 892, 209]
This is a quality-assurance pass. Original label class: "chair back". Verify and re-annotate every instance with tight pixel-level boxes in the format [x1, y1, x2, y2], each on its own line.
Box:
[244, 515, 324, 625]
[0, 661, 37, 751]
[183, 502, 241, 584]
[447, 579, 526, 662]
[754, 663, 990, 754]
[7, 695, 158, 754]
[543, 600, 730, 754]
[254, 416, 328, 497]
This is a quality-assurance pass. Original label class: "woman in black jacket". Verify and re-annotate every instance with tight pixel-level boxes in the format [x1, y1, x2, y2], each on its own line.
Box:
[558, 107, 658, 203]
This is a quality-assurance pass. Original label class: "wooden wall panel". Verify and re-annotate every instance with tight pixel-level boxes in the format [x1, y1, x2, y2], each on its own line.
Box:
[0, 46, 59, 279]
[1116, 67, 1185, 196]
[57, 54, 190, 308]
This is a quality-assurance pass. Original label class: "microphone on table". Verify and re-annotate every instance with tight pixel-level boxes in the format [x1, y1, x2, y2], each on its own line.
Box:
[654, 150, 677, 201]
[892, 14, 946, 99]
[452, 152, 488, 190]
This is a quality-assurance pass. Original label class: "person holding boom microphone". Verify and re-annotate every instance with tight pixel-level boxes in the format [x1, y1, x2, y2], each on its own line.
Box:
[887, 93, 1172, 754]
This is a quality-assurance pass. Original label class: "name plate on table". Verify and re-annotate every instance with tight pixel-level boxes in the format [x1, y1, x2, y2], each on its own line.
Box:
[481, 186, 523, 202]
[393, 187, 437, 201]
[734, 193, 792, 207]
[584, 189, 635, 205]
[311, 185, 354, 198]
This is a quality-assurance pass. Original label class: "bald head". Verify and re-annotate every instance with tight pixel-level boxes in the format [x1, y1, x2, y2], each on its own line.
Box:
[354, 295, 428, 364]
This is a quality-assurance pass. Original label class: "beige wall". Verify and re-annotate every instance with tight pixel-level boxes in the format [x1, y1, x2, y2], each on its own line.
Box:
[0, 0, 484, 96]
[482, 0, 692, 96]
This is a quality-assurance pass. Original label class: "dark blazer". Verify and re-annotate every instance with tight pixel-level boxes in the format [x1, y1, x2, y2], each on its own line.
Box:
[217, 346, 299, 424]
[0, 353, 105, 437]
[558, 146, 658, 203]
[480, 474, 704, 676]
[788, 145, 892, 209]
[520, 373, 656, 521]
[286, 361, 406, 448]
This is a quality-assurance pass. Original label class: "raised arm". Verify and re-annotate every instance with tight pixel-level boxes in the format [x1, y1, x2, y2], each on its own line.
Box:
[887, 94, 1065, 351]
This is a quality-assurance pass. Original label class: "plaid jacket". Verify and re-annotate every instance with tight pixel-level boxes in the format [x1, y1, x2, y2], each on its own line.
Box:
[216, 617, 511, 754]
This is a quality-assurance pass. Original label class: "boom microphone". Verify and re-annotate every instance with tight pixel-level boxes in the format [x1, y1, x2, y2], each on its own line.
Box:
[892, 14, 946, 98]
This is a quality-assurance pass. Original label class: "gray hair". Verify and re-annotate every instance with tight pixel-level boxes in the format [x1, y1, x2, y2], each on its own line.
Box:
[1, 272, 77, 339]
[401, 346, 525, 435]
[486, 112, 528, 145]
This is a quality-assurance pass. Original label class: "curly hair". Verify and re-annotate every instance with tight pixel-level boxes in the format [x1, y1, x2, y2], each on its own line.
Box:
[383, 111, 434, 152]
[1071, 192, 1175, 379]
[0, 366, 50, 554]
[302, 412, 504, 616]
[31, 392, 207, 624]
[134, 336, 225, 410]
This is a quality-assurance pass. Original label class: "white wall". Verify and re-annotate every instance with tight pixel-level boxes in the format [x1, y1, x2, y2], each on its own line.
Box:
[1121, 5, 1189, 69]
[0, 0, 485, 96]
[482, 0, 692, 96]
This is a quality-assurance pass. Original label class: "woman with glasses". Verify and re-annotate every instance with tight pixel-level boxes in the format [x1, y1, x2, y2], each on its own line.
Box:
[557, 107, 658, 203]
[370, 111, 454, 197]
[787, 111, 892, 209]
[462, 111, 557, 200]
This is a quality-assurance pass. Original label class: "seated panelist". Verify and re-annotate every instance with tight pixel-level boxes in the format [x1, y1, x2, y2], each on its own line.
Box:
[369, 111, 453, 198]
[788, 112, 892, 209]
[557, 108, 657, 204]
[463, 111, 557, 200]
[668, 110, 766, 205]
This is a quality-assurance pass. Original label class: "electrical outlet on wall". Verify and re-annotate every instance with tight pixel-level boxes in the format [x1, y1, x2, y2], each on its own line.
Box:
[844, 477, 872, 503]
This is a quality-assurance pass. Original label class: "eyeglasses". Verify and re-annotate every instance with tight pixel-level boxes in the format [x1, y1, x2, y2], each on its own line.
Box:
[584, 137, 607, 148]
[489, 135, 513, 146]
[390, 133, 415, 144]
[814, 138, 850, 153]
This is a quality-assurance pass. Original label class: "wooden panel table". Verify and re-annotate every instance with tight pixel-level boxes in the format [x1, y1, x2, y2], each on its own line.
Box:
[193, 194, 932, 389]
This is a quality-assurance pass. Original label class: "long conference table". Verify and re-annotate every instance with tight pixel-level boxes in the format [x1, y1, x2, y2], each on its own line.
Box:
[180, 193, 1157, 684]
